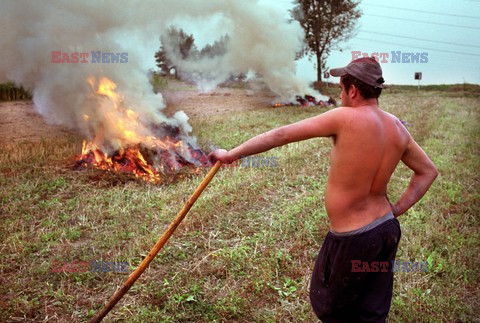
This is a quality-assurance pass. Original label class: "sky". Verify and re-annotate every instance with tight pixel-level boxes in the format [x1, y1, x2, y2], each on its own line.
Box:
[176, 0, 480, 86]
[285, 0, 480, 85]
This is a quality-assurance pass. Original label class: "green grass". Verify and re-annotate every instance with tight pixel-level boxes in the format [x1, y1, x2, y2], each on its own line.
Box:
[0, 87, 479, 321]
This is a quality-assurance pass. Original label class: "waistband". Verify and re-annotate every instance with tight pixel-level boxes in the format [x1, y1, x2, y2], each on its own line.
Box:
[329, 211, 394, 237]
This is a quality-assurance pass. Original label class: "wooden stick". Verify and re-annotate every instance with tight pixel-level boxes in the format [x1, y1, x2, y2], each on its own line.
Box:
[90, 160, 222, 322]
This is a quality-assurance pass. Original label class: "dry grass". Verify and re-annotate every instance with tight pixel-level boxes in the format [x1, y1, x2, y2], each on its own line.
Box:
[0, 87, 479, 322]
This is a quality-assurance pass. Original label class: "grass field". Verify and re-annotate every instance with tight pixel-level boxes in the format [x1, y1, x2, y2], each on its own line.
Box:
[1, 86, 479, 322]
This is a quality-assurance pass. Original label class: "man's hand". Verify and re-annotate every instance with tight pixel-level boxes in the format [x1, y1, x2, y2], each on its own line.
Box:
[385, 194, 400, 217]
[208, 149, 233, 164]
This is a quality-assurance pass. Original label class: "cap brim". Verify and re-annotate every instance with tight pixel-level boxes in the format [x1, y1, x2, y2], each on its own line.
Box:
[330, 67, 346, 77]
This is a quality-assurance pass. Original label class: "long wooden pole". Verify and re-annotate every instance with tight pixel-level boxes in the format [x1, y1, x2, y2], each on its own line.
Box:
[90, 160, 222, 322]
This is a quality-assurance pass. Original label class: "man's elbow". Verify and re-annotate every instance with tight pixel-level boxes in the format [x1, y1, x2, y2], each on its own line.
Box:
[414, 164, 438, 185]
[432, 166, 439, 179]
[428, 164, 439, 184]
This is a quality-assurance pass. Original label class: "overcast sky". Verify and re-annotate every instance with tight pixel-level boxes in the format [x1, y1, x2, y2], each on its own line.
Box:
[284, 0, 480, 85]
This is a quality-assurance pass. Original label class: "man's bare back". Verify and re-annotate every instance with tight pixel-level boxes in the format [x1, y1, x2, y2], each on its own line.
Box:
[325, 105, 409, 232]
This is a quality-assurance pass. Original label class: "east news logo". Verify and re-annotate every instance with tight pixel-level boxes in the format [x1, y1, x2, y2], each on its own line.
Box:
[51, 260, 129, 273]
[51, 51, 128, 63]
[352, 51, 428, 63]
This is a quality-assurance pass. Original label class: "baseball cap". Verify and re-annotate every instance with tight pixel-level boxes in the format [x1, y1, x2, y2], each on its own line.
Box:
[330, 57, 385, 88]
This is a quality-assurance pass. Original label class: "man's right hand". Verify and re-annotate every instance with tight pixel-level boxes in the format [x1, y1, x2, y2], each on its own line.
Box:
[208, 149, 233, 164]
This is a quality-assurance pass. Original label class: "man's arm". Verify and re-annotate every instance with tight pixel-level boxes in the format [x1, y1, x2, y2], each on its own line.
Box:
[209, 108, 343, 163]
[391, 137, 438, 217]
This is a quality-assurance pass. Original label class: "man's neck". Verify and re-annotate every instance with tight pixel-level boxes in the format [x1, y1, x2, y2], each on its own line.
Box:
[351, 97, 378, 108]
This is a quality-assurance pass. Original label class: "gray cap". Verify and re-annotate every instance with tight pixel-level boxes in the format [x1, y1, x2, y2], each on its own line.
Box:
[330, 57, 385, 88]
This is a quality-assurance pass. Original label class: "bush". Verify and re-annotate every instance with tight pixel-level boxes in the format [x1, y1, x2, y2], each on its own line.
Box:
[0, 82, 32, 101]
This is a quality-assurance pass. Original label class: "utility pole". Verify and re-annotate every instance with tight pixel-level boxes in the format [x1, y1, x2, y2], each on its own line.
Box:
[415, 72, 422, 91]
[324, 72, 330, 88]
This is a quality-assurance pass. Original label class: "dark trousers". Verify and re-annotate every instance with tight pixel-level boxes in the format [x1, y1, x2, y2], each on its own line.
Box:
[310, 218, 401, 322]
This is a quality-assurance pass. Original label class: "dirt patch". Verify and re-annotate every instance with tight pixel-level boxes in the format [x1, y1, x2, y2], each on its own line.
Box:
[0, 82, 278, 144]
[161, 81, 276, 118]
[0, 101, 75, 144]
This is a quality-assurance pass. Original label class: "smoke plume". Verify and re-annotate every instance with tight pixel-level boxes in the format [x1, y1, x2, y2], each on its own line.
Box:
[0, 0, 320, 147]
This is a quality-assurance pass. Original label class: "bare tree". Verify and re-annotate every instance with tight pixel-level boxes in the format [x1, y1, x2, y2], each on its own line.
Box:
[292, 0, 361, 83]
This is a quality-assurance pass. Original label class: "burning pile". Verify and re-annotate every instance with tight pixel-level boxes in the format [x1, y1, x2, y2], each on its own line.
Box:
[272, 95, 336, 108]
[75, 128, 211, 183]
[74, 77, 210, 183]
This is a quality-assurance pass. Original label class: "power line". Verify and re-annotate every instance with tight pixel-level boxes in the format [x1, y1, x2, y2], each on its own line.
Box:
[365, 14, 480, 30]
[365, 4, 480, 20]
[355, 37, 480, 57]
[359, 30, 480, 49]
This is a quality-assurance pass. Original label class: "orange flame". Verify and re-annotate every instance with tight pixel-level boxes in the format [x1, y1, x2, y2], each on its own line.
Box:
[77, 76, 201, 182]
[80, 140, 162, 182]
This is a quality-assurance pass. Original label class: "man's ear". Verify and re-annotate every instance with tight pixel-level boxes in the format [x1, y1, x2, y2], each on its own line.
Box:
[349, 84, 358, 99]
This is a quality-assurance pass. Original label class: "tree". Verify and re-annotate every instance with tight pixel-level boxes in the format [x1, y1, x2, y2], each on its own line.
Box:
[292, 0, 361, 83]
[155, 48, 172, 76]
[199, 35, 229, 58]
[155, 27, 198, 77]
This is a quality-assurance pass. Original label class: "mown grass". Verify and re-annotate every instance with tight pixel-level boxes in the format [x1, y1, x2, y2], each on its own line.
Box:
[0, 87, 479, 322]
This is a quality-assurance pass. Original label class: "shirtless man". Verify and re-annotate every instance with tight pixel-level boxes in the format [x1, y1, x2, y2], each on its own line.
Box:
[209, 57, 438, 322]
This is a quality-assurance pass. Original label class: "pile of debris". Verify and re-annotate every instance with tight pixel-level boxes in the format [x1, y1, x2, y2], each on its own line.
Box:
[74, 124, 211, 183]
[272, 95, 336, 108]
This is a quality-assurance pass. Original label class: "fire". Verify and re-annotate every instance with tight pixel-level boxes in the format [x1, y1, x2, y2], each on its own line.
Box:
[76, 77, 210, 182]
[78, 140, 161, 182]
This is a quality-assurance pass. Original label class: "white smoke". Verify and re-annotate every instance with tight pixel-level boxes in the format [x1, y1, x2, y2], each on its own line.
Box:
[163, 2, 320, 99]
[0, 0, 319, 146]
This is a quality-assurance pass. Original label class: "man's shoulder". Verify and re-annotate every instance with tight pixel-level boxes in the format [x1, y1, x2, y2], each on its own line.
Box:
[322, 106, 356, 118]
